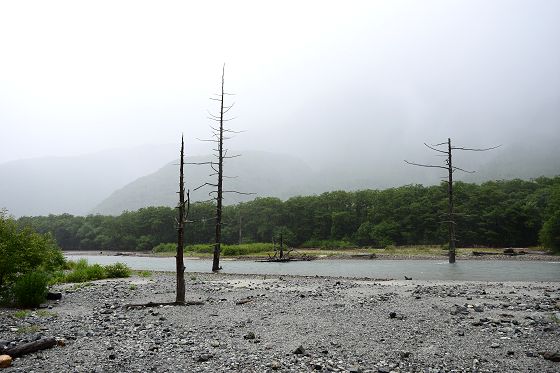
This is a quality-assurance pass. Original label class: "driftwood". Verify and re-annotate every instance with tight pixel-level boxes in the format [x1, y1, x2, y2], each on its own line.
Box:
[472, 249, 527, 257]
[235, 298, 253, 305]
[125, 300, 204, 308]
[257, 255, 316, 263]
[4, 337, 56, 358]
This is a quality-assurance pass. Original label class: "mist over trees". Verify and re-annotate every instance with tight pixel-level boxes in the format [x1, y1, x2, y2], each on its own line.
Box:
[15, 177, 560, 253]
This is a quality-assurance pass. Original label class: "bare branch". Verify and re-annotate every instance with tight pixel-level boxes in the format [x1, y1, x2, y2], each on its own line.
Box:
[452, 166, 475, 174]
[194, 182, 218, 191]
[424, 143, 447, 154]
[404, 160, 448, 170]
[451, 145, 501, 151]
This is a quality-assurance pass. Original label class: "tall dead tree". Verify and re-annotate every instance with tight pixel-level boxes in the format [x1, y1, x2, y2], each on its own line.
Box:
[175, 135, 190, 303]
[194, 65, 251, 272]
[405, 138, 499, 263]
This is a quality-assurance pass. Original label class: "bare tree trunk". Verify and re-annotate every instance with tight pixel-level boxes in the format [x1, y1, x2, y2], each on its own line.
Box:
[447, 138, 456, 264]
[176, 136, 186, 303]
[212, 66, 225, 272]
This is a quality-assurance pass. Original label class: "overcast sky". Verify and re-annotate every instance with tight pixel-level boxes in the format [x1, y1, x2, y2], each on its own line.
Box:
[1, 0, 559, 171]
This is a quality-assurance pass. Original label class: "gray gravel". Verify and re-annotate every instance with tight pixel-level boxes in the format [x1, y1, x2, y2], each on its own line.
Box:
[1, 272, 559, 372]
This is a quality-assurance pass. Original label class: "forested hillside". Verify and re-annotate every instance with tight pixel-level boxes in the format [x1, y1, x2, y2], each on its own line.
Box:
[16, 177, 560, 252]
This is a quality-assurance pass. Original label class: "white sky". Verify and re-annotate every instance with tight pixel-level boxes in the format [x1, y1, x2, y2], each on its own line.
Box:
[1, 0, 559, 167]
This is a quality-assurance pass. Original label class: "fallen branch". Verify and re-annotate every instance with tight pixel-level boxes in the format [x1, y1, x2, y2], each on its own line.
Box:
[235, 298, 253, 305]
[4, 337, 57, 358]
[125, 300, 204, 308]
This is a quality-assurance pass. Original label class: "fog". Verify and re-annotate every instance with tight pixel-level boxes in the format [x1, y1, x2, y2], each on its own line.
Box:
[1, 0, 559, 185]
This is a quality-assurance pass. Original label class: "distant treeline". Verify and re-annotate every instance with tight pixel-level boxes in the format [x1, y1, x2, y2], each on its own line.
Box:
[16, 177, 560, 252]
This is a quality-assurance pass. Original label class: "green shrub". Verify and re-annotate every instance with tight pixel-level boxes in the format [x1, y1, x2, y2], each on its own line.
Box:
[105, 262, 131, 278]
[64, 261, 107, 283]
[221, 243, 274, 256]
[152, 243, 177, 253]
[13, 272, 49, 307]
[1, 210, 65, 297]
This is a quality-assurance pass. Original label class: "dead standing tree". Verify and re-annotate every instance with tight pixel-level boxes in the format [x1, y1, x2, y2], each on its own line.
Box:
[175, 135, 189, 303]
[194, 65, 250, 272]
[405, 138, 499, 263]
[125, 136, 204, 308]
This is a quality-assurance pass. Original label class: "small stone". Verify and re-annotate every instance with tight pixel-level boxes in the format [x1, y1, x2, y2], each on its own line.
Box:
[473, 305, 484, 312]
[399, 351, 411, 359]
[349, 366, 363, 373]
[313, 363, 322, 370]
[108, 354, 116, 360]
[507, 350, 515, 356]
[209, 340, 220, 347]
[389, 312, 397, 319]
[0, 355, 12, 368]
[293, 345, 306, 354]
[244, 332, 256, 340]
[270, 360, 281, 370]
[377, 367, 390, 373]
[490, 343, 500, 349]
[197, 353, 212, 362]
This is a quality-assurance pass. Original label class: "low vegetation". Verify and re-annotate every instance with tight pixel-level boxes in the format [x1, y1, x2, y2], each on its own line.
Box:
[54, 259, 131, 283]
[153, 242, 275, 256]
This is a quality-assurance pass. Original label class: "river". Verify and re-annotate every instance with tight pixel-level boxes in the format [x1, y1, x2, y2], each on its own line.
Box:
[64, 255, 560, 282]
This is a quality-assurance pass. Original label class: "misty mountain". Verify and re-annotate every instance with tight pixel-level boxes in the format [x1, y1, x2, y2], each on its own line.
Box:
[92, 144, 560, 216]
[0, 145, 176, 217]
[92, 151, 319, 215]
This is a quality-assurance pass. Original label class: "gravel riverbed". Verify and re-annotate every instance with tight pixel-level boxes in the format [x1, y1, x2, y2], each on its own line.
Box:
[1, 272, 559, 372]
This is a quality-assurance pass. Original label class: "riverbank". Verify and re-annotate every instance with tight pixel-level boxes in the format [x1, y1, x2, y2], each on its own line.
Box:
[65, 247, 559, 262]
[1, 273, 559, 372]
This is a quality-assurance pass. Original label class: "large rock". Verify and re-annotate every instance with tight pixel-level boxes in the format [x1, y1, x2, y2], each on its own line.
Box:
[0, 355, 12, 368]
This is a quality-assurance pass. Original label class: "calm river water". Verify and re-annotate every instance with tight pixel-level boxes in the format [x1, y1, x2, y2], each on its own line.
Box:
[64, 255, 560, 282]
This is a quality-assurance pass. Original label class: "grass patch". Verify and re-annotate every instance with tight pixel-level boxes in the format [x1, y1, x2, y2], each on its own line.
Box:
[13, 310, 30, 319]
[57, 259, 131, 283]
[129, 284, 137, 290]
[136, 270, 152, 277]
[36, 310, 57, 318]
[153, 242, 275, 256]
[16, 325, 41, 334]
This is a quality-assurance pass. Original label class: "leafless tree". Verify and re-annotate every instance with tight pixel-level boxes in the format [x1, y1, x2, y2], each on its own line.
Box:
[193, 65, 251, 272]
[405, 138, 500, 263]
[175, 135, 189, 303]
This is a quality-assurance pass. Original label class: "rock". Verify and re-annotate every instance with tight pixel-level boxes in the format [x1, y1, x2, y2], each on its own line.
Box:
[209, 340, 220, 347]
[197, 353, 212, 362]
[377, 367, 390, 373]
[473, 304, 484, 312]
[0, 355, 12, 368]
[244, 332, 256, 340]
[490, 343, 500, 349]
[542, 351, 560, 362]
[270, 360, 282, 370]
[46, 292, 62, 300]
[293, 345, 306, 354]
[349, 366, 363, 373]
[389, 312, 397, 319]
[313, 363, 322, 370]
[399, 351, 411, 359]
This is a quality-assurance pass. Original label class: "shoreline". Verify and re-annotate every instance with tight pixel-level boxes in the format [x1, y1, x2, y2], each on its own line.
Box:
[64, 250, 559, 262]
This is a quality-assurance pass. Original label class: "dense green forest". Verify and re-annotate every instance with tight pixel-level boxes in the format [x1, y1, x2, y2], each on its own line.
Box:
[15, 177, 560, 252]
